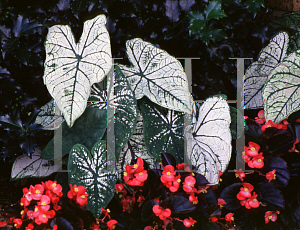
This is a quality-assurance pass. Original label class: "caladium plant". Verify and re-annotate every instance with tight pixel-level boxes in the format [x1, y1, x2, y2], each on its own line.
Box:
[11, 14, 233, 218]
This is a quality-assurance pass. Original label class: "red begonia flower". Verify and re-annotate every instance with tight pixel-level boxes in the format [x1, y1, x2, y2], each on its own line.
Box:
[210, 216, 218, 222]
[13, 218, 22, 228]
[20, 197, 30, 207]
[176, 163, 185, 170]
[266, 169, 276, 182]
[76, 192, 88, 206]
[152, 205, 171, 220]
[265, 211, 279, 224]
[189, 194, 198, 205]
[134, 170, 148, 182]
[161, 165, 176, 183]
[261, 120, 278, 132]
[0, 221, 7, 227]
[168, 174, 181, 192]
[225, 212, 234, 223]
[90, 223, 101, 230]
[183, 217, 197, 227]
[107, 219, 118, 230]
[244, 142, 260, 157]
[183, 176, 196, 193]
[234, 169, 245, 181]
[248, 153, 264, 169]
[38, 195, 51, 212]
[31, 184, 44, 200]
[236, 183, 254, 200]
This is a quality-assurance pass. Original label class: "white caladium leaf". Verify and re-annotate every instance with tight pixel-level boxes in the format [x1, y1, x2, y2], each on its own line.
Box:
[117, 111, 158, 181]
[262, 50, 300, 123]
[88, 83, 107, 110]
[186, 95, 231, 185]
[11, 147, 62, 180]
[35, 99, 65, 130]
[119, 38, 191, 114]
[140, 97, 185, 163]
[68, 140, 117, 218]
[43, 14, 112, 127]
[244, 32, 289, 109]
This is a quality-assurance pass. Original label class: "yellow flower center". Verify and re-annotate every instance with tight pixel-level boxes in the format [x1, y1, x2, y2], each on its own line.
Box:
[34, 207, 38, 212]
[133, 164, 138, 169]
[139, 172, 143, 176]
[119, 194, 122, 198]
[42, 201, 46, 205]
[269, 216, 272, 219]
[52, 183, 56, 188]
[43, 214, 46, 218]
[177, 179, 181, 183]
[124, 172, 128, 176]
[81, 195, 86, 199]
[20, 202, 24, 206]
[253, 199, 257, 202]
[20, 210, 24, 215]
[242, 151, 245, 155]
[36, 190, 40, 194]
[202, 189, 207, 193]
[107, 209, 110, 213]
[14, 224, 17, 227]
[244, 188, 248, 192]
[250, 147, 255, 151]
[167, 172, 171, 175]
[191, 224, 195, 227]
[231, 217, 234, 221]
[274, 174, 276, 179]
[74, 188, 78, 192]
[259, 115, 263, 118]
[258, 159, 262, 162]
[28, 192, 31, 195]
[267, 125, 271, 127]
[112, 225, 116, 229]
[193, 201, 197, 204]
[192, 173, 195, 176]
[235, 173, 239, 178]
[187, 183, 190, 186]
[219, 178, 222, 182]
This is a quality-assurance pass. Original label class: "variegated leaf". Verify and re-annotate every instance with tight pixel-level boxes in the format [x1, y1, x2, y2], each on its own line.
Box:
[140, 97, 185, 163]
[186, 95, 232, 185]
[68, 140, 117, 218]
[88, 65, 138, 159]
[11, 147, 62, 180]
[244, 31, 289, 109]
[35, 99, 65, 130]
[262, 50, 300, 123]
[117, 111, 158, 181]
[43, 14, 112, 127]
[119, 38, 191, 114]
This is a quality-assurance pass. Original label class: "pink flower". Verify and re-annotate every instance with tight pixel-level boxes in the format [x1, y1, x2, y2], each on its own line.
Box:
[236, 183, 254, 200]
[183, 176, 196, 193]
[248, 153, 264, 169]
[152, 205, 171, 220]
[255, 110, 265, 124]
[161, 165, 176, 183]
[265, 211, 279, 224]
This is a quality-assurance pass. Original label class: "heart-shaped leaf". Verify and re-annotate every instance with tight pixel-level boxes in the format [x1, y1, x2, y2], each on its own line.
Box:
[11, 147, 61, 181]
[117, 111, 158, 181]
[119, 38, 191, 114]
[43, 14, 112, 127]
[41, 106, 107, 160]
[262, 50, 300, 123]
[140, 97, 185, 163]
[164, 196, 195, 213]
[244, 31, 289, 109]
[35, 99, 65, 130]
[186, 95, 232, 185]
[68, 140, 118, 218]
[89, 65, 138, 160]
[258, 182, 285, 210]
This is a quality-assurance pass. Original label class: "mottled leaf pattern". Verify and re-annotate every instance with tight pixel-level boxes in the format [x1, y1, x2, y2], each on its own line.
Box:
[11, 147, 61, 180]
[43, 14, 112, 127]
[140, 97, 185, 163]
[244, 32, 289, 109]
[288, 32, 300, 54]
[119, 38, 191, 114]
[269, 11, 300, 32]
[186, 95, 232, 185]
[117, 111, 158, 181]
[88, 65, 138, 160]
[68, 140, 117, 218]
[35, 99, 65, 130]
[262, 50, 300, 123]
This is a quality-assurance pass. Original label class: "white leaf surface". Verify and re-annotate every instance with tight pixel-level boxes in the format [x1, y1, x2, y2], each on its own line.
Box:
[119, 38, 191, 114]
[186, 96, 232, 185]
[11, 147, 61, 180]
[244, 32, 289, 109]
[43, 14, 112, 127]
[262, 50, 300, 123]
